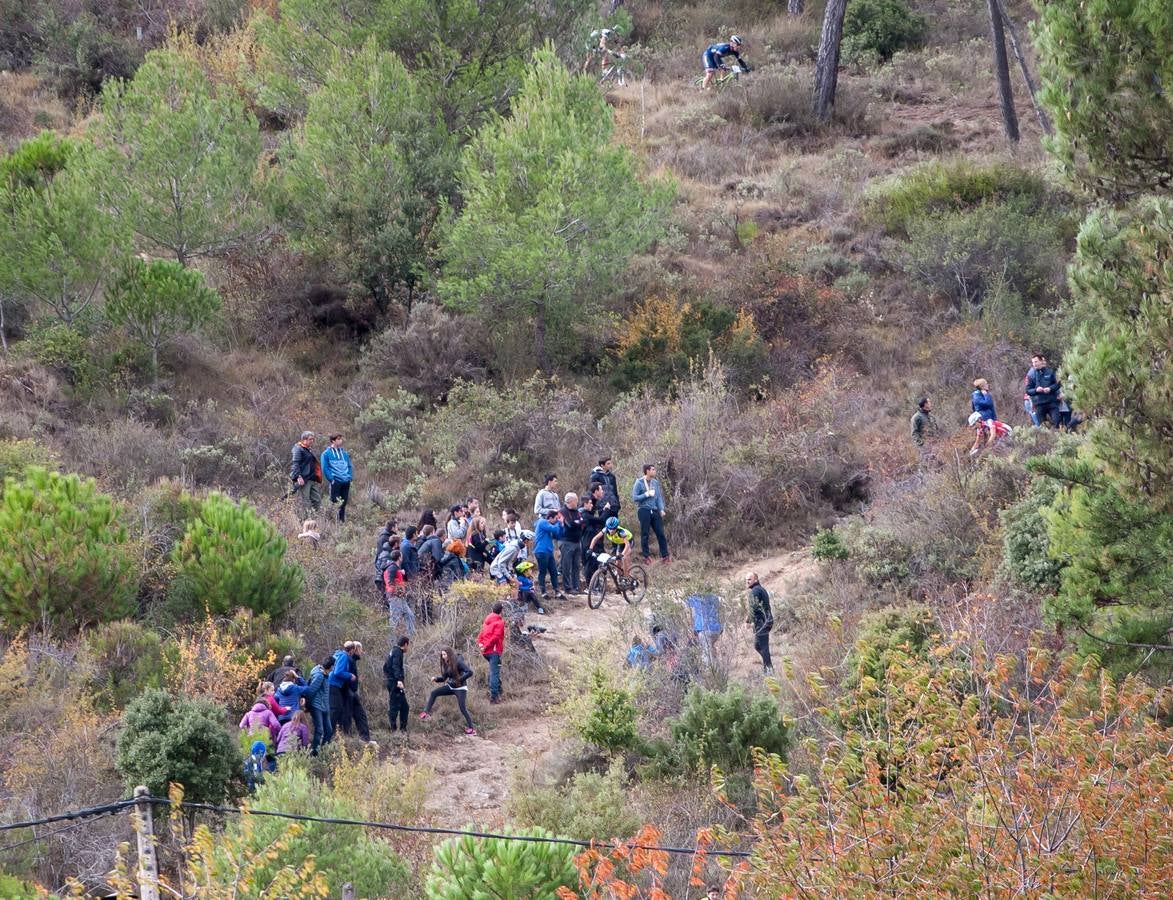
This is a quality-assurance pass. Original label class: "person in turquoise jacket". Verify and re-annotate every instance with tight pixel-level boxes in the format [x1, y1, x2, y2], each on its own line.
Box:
[319, 433, 353, 522]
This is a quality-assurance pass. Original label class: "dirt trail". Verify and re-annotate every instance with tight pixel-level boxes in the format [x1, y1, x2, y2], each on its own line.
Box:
[401, 551, 821, 824]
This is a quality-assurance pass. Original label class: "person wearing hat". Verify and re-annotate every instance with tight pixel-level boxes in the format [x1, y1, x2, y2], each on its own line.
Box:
[515, 559, 544, 614]
[289, 430, 323, 513]
[534, 508, 567, 602]
[243, 740, 268, 793]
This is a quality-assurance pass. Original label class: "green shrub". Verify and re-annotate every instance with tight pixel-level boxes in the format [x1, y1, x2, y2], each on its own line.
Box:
[507, 761, 640, 841]
[426, 826, 576, 900]
[844, 605, 939, 690]
[579, 669, 639, 755]
[842, 0, 927, 64]
[0, 439, 56, 491]
[865, 160, 1052, 236]
[841, 521, 913, 587]
[115, 688, 237, 804]
[668, 684, 790, 773]
[170, 492, 303, 619]
[214, 758, 411, 898]
[0, 872, 41, 899]
[17, 323, 99, 391]
[0, 467, 137, 634]
[1000, 478, 1063, 593]
[811, 527, 849, 561]
[83, 620, 165, 710]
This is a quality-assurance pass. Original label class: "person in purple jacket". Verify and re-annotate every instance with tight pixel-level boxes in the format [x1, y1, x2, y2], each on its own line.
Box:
[276, 710, 310, 755]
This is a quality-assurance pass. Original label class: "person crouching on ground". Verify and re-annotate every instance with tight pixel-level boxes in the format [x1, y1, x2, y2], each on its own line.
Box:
[419, 648, 476, 735]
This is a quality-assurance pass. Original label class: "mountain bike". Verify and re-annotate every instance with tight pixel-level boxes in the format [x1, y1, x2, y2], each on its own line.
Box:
[693, 63, 749, 91]
[598, 52, 629, 87]
[587, 553, 648, 609]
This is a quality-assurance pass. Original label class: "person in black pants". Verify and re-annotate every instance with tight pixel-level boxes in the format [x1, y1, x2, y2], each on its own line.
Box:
[631, 463, 669, 563]
[745, 571, 774, 675]
[581, 489, 606, 584]
[347, 641, 373, 744]
[418, 648, 476, 735]
[383, 636, 410, 734]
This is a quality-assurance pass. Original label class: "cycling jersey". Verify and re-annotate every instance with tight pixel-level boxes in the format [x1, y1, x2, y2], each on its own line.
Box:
[603, 526, 633, 546]
[703, 42, 744, 71]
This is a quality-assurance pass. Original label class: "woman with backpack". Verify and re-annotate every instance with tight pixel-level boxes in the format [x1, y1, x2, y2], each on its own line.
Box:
[419, 648, 476, 735]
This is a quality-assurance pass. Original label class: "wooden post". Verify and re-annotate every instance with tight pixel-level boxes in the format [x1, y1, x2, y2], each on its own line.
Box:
[133, 785, 160, 900]
[986, 0, 1020, 142]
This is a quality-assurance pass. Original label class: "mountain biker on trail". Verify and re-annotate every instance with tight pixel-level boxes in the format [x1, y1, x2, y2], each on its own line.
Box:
[583, 27, 620, 76]
[702, 35, 747, 89]
[588, 516, 634, 577]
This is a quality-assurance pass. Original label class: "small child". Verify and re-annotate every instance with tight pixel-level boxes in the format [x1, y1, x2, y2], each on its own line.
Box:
[298, 519, 321, 547]
[968, 411, 1013, 455]
[276, 709, 310, 756]
[515, 560, 544, 615]
[243, 740, 267, 793]
[625, 635, 653, 670]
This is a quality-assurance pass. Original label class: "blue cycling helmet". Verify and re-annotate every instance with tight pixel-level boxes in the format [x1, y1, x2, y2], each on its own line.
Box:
[605, 517, 620, 530]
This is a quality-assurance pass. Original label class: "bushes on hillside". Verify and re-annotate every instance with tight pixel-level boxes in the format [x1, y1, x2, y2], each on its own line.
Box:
[83, 620, 165, 711]
[843, 605, 939, 691]
[668, 684, 790, 773]
[842, 0, 927, 64]
[115, 688, 237, 804]
[0, 467, 137, 633]
[426, 826, 576, 900]
[508, 762, 640, 841]
[1000, 477, 1062, 593]
[170, 492, 303, 620]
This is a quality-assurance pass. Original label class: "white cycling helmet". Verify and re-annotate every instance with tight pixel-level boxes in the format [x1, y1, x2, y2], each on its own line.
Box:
[967, 412, 983, 427]
[520, 529, 536, 541]
[730, 34, 744, 46]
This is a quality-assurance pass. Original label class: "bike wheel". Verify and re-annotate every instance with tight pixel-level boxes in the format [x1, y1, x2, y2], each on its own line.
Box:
[587, 569, 607, 609]
[692, 75, 705, 89]
[621, 564, 648, 605]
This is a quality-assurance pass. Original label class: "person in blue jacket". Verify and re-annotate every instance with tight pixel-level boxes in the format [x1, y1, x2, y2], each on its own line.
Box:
[632, 463, 669, 563]
[971, 378, 997, 425]
[399, 527, 420, 579]
[534, 510, 567, 602]
[273, 671, 312, 723]
[319, 433, 353, 523]
[306, 655, 334, 754]
[702, 35, 747, 89]
[328, 642, 357, 735]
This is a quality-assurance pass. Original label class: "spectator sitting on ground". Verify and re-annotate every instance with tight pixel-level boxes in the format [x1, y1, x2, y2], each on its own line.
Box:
[298, 519, 321, 547]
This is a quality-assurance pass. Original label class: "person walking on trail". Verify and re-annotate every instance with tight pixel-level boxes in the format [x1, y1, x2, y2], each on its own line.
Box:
[589, 456, 621, 519]
[632, 464, 669, 564]
[319, 433, 353, 522]
[1025, 353, 1061, 428]
[289, 431, 323, 513]
[243, 740, 268, 793]
[745, 572, 774, 675]
[276, 709, 310, 755]
[534, 509, 567, 602]
[478, 602, 506, 704]
[329, 641, 358, 736]
[514, 559, 545, 614]
[559, 493, 586, 594]
[270, 655, 299, 687]
[239, 694, 282, 746]
[971, 379, 997, 426]
[383, 636, 410, 735]
[419, 648, 477, 735]
[306, 655, 334, 754]
[910, 397, 938, 447]
[533, 473, 561, 519]
[274, 671, 312, 723]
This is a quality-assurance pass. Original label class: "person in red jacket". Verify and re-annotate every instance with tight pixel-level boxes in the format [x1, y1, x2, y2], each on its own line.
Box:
[477, 602, 506, 704]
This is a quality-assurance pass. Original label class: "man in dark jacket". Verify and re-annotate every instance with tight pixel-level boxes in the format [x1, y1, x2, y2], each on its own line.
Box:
[745, 572, 774, 675]
[347, 641, 372, 744]
[290, 431, 323, 512]
[588, 456, 621, 519]
[399, 526, 420, 579]
[1025, 354, 1061, 427]
[581, 488, 607, 584]
[910, 397, 938, 447]
[559, 493, 586, 593]
[383, 636, 409, 733]
[417, 525, 444, 579]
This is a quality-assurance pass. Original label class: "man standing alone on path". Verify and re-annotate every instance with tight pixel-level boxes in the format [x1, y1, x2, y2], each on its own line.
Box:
[910, 397, 937, 447]
[745, 572, 774, 675]
[383, 636, 410, 736]
[632, 464, 669, 564]
[290, 431, 323, 513]
[478, 602, 506, 703]
[589, 456, 621, 519]
[320, 433, 353, 522]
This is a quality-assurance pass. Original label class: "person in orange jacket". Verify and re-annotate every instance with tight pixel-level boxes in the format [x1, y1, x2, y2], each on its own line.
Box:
[477, 602, 506, 704]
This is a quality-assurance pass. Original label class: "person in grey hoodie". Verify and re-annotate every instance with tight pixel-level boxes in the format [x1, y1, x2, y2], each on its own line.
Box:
[532, 473, 561, 519]
[632, 463, 669, 563]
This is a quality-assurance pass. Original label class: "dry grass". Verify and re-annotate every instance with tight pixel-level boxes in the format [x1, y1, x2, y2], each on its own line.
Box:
[0, 71, 71, 150]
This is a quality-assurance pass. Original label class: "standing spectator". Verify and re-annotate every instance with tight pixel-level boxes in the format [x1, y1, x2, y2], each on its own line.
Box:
[466, 498, 482, 520]
[559, 493, 585, 594]
[239, 695, 282, 746]
[581, 487, 606, 585]
[329, 641, 358, 736]
[387, 559, 416, 637]
[289, 431, 323, 513]
[319, 433, 353, 522]
[417, 525, 444, 580]
[383, 636, 410, 735]
[467, 516, 490, 571]
[419, 648, 476, 735]
[971, 379, 997, 426]
[589, 456, 621, 519]
[478, 602, 506, 703]
[258, 681, 288, 720]
[534, 510, 566, 602]
[632, 464, 669, 564]
[276, 710, 310, 756]
[533, 474, 561, 519]
[243, 741, 268, 793]
[306, 655, 334, 754]
[1025, 353, 1061, 427]
[745, 572, 774, 675]
[446, 505, 469, 541]
[502, 508, 522, 542]
[514, 559, 544, 614]
[375, 519, 398, 559]
[270, 655, 298, 686]
[910, 397, 938, 447]
[399, 526, 420, 579]
[417, 508, 437, 531]
[274, 671, 312, 723]
[686, 593, 722, 668]
[347, 642, 374, 746]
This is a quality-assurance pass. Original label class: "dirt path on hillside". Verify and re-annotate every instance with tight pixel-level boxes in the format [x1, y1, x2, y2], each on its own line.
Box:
[399, 551, 822, 825]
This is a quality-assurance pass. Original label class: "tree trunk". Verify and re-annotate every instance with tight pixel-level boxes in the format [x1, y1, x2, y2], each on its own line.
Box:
[996, 0, 1053, 136]
[788, 0, 804, 14]
[533, 308, 551, 373]
[0, 298, 7, 356]
[986, 0, 1019, 142]
[813, 0, 848, 121]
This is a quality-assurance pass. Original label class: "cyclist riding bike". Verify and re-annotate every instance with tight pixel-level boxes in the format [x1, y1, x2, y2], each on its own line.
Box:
[588, 516, 633, 576]
[702, 35, 747, 89]
[583, 27, 619, 76]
